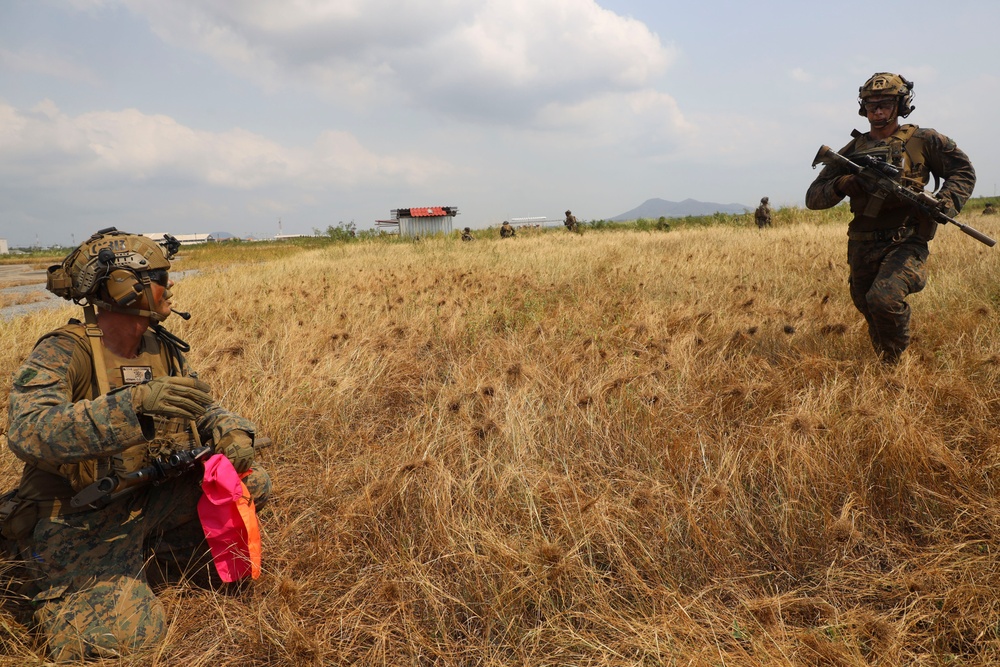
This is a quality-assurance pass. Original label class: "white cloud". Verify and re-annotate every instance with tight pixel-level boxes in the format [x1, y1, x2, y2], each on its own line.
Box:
[535, 89, 693, 154]
[116, 0, 675, 122]
[0, 100, 450, 189]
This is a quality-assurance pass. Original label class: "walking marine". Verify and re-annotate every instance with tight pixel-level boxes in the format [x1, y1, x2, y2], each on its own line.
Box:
[755, 197, 772, 228]
[499, 221, 516, 238]
[564, 210, 581, 233]
[2, 228, 271, 661]
[806, 72, 978, 364]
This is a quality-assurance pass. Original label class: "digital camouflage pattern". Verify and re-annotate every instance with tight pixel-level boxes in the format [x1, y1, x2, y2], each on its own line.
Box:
[846, 239, 928, 363]
[806, 125, 975, 231]
[23, 466, 271, 661]
[6, 325, 270, 661]
[564, 211, 580, 233]
[806, 123, 975, 362]
[755, 198, 772, 228]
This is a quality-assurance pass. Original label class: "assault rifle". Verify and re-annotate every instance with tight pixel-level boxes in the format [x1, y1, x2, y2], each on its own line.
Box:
[812, 145, 996, 247]
[70, 436, 272, 508]
[71, 445, 213, 508]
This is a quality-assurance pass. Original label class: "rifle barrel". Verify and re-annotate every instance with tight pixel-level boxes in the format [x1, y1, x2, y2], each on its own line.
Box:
[949, 218, 997, 246]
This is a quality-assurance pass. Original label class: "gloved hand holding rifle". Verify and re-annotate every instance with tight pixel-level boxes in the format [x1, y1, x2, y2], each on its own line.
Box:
[71, 436, 272, 508]
[812, 144, 996, 247]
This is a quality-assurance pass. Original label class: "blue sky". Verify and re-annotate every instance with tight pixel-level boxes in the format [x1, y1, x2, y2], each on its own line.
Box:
[1, 0, 997, 246]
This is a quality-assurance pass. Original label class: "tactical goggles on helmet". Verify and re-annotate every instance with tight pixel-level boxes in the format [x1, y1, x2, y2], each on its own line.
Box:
[863, 98, 897, 113]
[858, 73, 914, 118]
[146, 268, 170, 287]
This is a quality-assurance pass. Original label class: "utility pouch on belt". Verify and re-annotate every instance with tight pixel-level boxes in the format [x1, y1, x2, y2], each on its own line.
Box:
[0, 490, 38, 541]
[862, 188, 887, 218]
[915, 214, 938, 242]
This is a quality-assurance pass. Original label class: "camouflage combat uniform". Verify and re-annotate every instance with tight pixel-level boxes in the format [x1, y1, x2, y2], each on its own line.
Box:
[564, 212, 580, 233]
[499, 222, 515, 238]
[806, 124, 975, 362]
[755, 199, 772, 228]
[5, 321, 271, 661]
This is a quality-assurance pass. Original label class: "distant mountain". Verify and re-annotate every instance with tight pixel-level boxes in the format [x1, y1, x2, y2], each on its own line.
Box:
[610, 198, 751, 221]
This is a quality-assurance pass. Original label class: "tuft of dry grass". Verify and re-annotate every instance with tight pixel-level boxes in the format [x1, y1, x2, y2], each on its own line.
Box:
[1, 213, 1000, 665]
[0, 292, 49, 310]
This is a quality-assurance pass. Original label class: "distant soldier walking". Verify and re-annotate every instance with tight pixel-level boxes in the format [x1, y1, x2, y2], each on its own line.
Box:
[806, 72, 975, 364]
[755, 196, 772, 228]
[499, 221, 516, 238]
[461, 227, 474, 241]
[984, 202, 997, 216]
[564, 210, 581, 234]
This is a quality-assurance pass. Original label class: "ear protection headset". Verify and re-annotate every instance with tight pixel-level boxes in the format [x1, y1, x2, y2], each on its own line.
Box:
[48, 228, 181, 322]
[857, 72, 915, 119]
[104, 269, 144, 307]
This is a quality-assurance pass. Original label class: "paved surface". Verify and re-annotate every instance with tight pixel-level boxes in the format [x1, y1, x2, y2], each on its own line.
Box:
[0, 265, 197, 320]
[0, 264, 48, 286]
[0, 264, 62, 319]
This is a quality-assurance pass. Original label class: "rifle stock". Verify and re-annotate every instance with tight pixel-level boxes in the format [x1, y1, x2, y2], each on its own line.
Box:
[813, 145, 996, 247]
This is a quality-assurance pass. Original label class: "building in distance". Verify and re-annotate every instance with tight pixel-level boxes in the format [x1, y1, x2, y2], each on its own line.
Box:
[377, 206, 459, 238]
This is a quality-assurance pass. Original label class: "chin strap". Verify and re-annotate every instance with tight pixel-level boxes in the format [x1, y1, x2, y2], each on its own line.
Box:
[89, 299, 162, 321]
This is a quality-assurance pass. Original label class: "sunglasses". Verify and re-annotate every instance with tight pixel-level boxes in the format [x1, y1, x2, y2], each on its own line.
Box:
[863, 99, 897, 113]
[146, 269, 170, 287]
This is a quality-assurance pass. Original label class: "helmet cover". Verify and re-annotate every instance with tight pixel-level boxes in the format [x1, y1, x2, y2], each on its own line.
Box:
[47, 227, 178, 303]
[858, 72, 915, 118]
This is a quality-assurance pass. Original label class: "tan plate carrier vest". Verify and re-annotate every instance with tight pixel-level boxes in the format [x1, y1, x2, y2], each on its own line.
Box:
[13, 313, 197, 509]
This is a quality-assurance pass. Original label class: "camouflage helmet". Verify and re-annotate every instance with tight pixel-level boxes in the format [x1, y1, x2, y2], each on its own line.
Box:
[858, 72, 914, 118]
[46, 227, 180, 317]
[760, 196, 769, 203]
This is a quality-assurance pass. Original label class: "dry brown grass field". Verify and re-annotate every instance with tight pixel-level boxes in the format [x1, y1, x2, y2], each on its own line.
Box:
[2, 211, 1000, 666]
[0, 291, 49, 310]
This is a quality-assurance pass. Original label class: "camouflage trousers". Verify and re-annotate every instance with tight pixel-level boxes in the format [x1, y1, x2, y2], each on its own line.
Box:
[848, 238, 929, 363]
[13, 465, 270, 662]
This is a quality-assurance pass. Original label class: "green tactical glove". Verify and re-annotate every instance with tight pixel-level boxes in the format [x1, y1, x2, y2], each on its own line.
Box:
[132, 376, 214, 421]
[216, 430, 255, 474]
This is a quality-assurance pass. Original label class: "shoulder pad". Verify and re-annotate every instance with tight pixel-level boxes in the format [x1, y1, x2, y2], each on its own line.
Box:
[35, 323, 88, 350]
